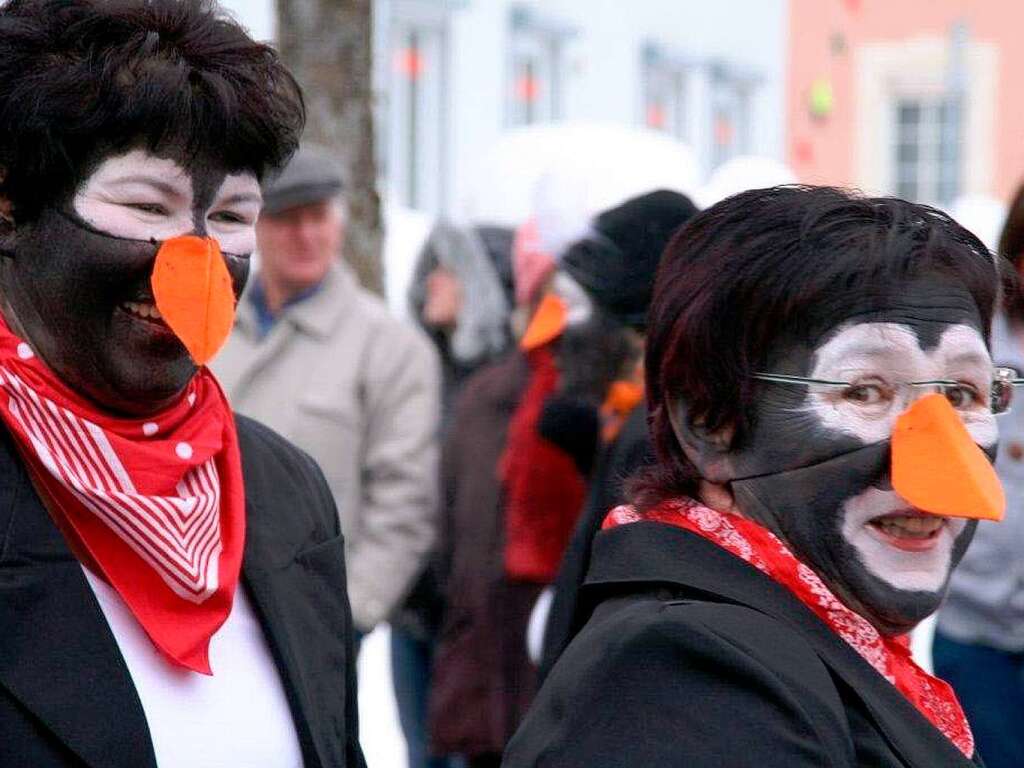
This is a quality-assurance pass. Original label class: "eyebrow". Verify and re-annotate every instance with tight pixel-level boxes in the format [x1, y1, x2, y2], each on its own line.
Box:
[825, 342, 908, 359]
[216, 191, 263, 207]
[945, 350, 990, 368]
[106, 175, 189, 199]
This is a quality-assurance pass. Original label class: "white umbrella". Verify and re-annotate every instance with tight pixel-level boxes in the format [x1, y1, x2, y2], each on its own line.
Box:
[946, 195, 1007, 253]
[462, 121, 700, 256]
[697, 155, 797, 209]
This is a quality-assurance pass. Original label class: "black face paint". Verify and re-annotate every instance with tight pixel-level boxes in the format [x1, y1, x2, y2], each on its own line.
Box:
[0, 151, 251, 416]
[688, 275, 990, 634]
[732, 442, 978, 635]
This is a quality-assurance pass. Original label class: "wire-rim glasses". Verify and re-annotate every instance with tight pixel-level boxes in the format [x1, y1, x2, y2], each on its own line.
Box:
[751, 367, 1024, 415]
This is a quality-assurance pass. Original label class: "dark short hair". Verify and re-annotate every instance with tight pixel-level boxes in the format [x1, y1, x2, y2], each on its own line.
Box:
[634, 185, 999, 507]
[998, 181, 1024, 321]
[0, 0, 304, 220]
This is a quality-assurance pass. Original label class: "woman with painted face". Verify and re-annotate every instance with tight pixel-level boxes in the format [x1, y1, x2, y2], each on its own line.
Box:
[0, 2, 364, 767]
[933, 181, 1024, 768]
[504, 185, 1002, 767]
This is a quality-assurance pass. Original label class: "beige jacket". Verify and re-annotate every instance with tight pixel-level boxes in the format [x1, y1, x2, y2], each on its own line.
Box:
[215, 262, 440, 631]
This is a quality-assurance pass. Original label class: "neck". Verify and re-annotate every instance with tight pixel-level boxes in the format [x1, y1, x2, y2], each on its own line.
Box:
[259, 273, 317, 316]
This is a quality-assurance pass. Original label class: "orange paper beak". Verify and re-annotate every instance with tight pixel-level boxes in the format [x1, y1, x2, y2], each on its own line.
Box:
[151, 235, 236, 366]
[891, 393, 1005, 521]
[520, 293, 567, 352]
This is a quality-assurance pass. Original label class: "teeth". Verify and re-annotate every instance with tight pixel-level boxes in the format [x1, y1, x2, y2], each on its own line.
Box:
[872, 514, 945, 539]
[122, 301, 162, 320]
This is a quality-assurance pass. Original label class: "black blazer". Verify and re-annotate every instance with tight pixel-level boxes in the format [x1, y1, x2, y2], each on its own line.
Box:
[505, 521, 984, 767]
[0, 415, 365, 768]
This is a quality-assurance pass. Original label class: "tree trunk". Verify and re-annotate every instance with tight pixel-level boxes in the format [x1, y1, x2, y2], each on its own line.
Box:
[276, 0, 384, 295]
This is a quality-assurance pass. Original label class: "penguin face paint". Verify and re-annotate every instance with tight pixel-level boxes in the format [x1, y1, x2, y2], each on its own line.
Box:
[0, 148, 260, 415]
[712, 276, 993, 634]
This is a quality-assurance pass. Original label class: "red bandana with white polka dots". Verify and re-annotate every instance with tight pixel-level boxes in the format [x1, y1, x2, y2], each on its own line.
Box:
[0, 316, 244, 675]
[604, 498, 975, 759]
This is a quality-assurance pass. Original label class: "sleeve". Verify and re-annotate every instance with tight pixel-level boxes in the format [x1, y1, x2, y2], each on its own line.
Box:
[344, 321, 442, 632]
[505, 600, 854, 768]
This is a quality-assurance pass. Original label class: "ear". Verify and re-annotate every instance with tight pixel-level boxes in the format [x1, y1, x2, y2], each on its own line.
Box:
[667, 396, 736, 483]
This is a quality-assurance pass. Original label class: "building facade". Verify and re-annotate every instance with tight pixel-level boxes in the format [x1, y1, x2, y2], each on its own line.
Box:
[218, 0, 787, 217]
[787, 0, 1024, 206]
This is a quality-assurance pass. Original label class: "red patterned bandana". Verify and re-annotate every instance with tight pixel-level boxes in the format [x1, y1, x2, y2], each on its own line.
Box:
[604, 498, 974, 758]
[0, 315, 244, 675]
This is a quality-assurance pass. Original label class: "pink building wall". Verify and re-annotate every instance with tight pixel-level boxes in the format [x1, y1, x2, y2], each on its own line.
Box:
[788, 0, 1024, 201]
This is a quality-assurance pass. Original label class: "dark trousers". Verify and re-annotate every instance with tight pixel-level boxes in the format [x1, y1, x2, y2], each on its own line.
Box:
[390, 626, 452, 768]
[933, 630, 1024, 768]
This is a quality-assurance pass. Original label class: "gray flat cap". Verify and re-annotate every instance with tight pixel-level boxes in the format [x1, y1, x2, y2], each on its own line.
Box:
[261, 144, 345, 215]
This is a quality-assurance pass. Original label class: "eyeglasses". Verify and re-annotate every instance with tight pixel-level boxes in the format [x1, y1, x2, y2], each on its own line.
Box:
[752, 367, 1024, 415]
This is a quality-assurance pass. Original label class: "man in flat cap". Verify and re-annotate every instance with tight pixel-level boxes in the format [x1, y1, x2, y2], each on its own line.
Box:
[215, 144, 441, 642]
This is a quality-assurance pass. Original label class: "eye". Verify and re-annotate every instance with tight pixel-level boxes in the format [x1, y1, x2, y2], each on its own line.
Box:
[126, 202, 168, 216]
[941, 382, 983, 410]
[841, 382, 892, 407]
[209, 210, 252, 225]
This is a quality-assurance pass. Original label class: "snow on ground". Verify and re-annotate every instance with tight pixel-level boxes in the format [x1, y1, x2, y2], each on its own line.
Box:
[358, 624, 408, 768]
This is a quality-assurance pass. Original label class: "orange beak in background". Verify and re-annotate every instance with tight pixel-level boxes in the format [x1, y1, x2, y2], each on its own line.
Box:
[151, 235, 236, 366]
[520, 293, 567, 352]
[891, 393, 1005, 521]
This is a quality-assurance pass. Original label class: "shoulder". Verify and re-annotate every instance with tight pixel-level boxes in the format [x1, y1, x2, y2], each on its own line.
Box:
[455, 350, 527, 411]
[506, 593, 854, 767]
[234, 414, 338, 536]
[582, 593, 837, 694]
[348, 288, 437, 368]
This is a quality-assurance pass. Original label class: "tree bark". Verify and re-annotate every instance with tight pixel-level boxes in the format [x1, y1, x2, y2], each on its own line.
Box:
[276, 0, 384, 295]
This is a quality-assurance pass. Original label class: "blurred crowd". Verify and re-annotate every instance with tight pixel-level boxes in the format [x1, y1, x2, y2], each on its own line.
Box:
[219, 133, 1024, 768]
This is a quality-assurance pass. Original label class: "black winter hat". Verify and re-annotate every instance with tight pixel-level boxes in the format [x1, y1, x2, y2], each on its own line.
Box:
[560, 189, 698, 331]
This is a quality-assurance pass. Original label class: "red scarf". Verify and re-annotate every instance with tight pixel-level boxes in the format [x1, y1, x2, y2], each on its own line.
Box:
[604, 498, 974, 758]
[0, 316, 244, 675]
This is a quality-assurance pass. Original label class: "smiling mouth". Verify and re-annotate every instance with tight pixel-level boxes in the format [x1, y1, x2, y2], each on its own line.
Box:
[119, 300, 168, 328]
[867, 511, 946, 551]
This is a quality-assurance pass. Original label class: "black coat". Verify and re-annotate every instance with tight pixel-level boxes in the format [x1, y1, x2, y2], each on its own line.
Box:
[505, 521, 984, 767]
[538, 403, 652, 683]
[0, 415, 365, 768]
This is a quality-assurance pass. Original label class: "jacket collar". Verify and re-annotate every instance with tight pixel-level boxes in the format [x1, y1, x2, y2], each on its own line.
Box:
[583, 522, 979, 768]
[0, 423, 338, 768]
[237, 262, 354, 342]
[0, 427, 158, 768]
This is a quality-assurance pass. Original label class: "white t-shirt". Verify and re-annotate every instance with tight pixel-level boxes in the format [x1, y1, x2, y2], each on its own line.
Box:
[83, 568, 304, 767]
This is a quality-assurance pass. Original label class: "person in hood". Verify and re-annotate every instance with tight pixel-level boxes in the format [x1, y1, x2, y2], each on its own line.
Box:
[933, 179, 1024, 768]
[505, 185, 1001, 767]
[0, 2, 365, 767]
[392, 220, 515, 768]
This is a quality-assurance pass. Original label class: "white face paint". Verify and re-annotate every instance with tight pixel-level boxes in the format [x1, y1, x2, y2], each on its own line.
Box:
[806, 322, 992, 592]
[72, 149, 262, 255]
[553, 271, 594, 328]
[841, 488, 967, 592]
[805, 322, 997, 448]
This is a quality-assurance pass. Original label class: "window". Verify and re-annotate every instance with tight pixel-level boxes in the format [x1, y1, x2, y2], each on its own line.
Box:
[507, 6, 574, 127]
[893, 97, 961, 205]
[709, 63, 755, 168]
[642, 44, 688, 140]
[385, 1, 452, 212]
